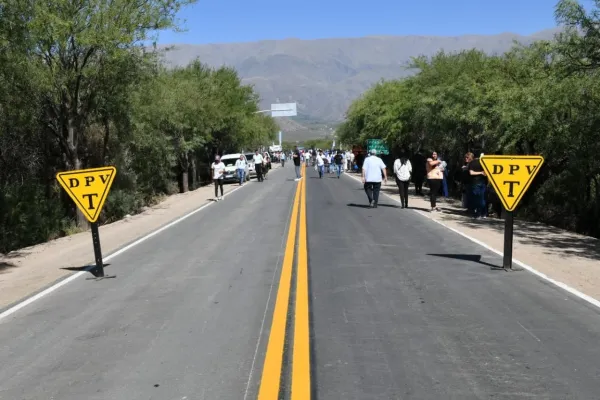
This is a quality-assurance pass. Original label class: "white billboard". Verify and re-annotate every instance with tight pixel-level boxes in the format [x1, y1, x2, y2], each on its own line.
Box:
[271, 103, 297, 117]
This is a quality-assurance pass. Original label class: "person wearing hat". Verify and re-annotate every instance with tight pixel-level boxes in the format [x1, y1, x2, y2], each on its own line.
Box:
[211, 155, 226, 201]
[361, 149, 388, 208]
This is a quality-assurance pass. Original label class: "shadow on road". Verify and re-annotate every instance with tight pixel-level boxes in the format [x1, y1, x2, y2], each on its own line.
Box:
[427, 253, 504, 270]
[347, 203, 400, 209]
[62, 264, 111, 278]
[0, 261, 18, 275]
[381, 182, 600, 262]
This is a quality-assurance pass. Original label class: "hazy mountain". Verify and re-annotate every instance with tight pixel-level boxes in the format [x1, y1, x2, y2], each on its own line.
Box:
[160, 28, 560, 139]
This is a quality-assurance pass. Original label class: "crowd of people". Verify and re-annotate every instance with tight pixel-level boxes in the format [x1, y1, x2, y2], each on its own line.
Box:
[209, 145, 501, 218]
[360, 149, 502, 217]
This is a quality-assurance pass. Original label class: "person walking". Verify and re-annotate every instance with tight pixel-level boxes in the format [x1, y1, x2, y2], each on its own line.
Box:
[316, 150, 325, 178]
[334, 151, 344, 178]
[263, 152, 270, 179]
[211, 155, 225, 201]
[293, 146, 302, 181]
[461, 152, 474, 209]
[254, 150, 264, 182]
[469, 153, 488, 219]
[393, 153, 412, 208]
[235, 154, 247, 186]
[410, 151, 426, 195]
[362, 149, 388, 208]
[426, 151, 444, 212]
[281, 152, 286, 167]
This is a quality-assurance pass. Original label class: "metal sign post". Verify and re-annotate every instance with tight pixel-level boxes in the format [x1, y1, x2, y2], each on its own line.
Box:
[56, 166, 117, 280]
[502, 211, 514, 269]
[480, 155, 544, 271]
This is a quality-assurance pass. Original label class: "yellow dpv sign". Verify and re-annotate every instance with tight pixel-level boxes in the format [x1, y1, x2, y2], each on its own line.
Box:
[480, 156, 544, 212]
[56, 166, 117, 223]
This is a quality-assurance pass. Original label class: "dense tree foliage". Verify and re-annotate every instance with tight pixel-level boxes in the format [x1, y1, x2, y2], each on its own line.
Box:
[0, 0, 277, 252]
[339, 0, 600, 238]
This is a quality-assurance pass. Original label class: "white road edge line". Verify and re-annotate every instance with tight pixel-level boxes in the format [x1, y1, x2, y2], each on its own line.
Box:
[344, 172, 600, 310]
[0, 180, 251, 322]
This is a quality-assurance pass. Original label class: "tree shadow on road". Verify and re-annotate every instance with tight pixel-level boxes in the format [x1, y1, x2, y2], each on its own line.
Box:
[427, 253, 504, 270]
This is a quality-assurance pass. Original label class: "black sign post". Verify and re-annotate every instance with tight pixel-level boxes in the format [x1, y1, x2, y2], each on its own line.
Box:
[502, 210, 514, 270]
[89, 222, 116, 280]
[90, 222, 104, 277]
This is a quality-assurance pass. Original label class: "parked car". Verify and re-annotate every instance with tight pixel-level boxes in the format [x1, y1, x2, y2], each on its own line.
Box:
[220, 154, 250, 183]
[245, 153, 256, 178]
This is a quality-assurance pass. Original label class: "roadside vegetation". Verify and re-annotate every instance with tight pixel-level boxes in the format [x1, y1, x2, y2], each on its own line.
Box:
[338, 0, 600, 238]
[0, 0, 277, 252]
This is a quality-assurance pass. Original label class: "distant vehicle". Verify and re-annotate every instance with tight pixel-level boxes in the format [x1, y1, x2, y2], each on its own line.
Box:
[245, 153, 256, 178]
[220, 153, 250, 183]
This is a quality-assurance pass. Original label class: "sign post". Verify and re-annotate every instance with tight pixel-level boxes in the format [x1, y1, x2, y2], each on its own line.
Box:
[480, 155, 544, 270]
[56, 166, 117, 279]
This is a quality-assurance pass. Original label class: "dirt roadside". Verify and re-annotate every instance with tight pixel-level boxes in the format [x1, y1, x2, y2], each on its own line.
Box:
[0, 165, 281, 311]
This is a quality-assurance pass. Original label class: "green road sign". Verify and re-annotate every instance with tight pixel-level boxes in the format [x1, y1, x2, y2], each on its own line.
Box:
[366, 139, 389, 155]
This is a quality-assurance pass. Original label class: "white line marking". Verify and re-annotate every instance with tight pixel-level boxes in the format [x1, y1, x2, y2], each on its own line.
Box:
[344, 172, 600, 310]
[0, 182, 250, 322]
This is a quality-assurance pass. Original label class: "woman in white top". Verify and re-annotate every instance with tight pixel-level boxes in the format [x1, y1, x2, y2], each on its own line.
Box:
[211, 155, 226, 201]
[393, 153, 412, 209]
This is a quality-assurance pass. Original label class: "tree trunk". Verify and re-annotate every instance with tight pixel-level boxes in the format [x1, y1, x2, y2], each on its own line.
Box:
[180, 152, 190, 193]
[181, 170, 189, 193]
[190, 158, 197, 190]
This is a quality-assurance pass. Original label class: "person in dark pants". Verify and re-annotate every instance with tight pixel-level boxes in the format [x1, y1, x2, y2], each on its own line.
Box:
[393, 153, 412, 208]
[361, 149, 388, 208]
[254, 150, 264, 182]
[211, 155, 225, 201]
[293, 146, 302, 181]
[410, 151, 426, 195]
[334, 151, 344, 178]
[469, 155, 488, 219]
[461, 152, 474, 209]
[426, 151, 444, 212]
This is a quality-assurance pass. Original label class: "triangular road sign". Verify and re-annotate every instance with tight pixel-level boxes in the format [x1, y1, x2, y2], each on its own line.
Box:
[56, 166, 117, 223]
[480, 155, 544, 212]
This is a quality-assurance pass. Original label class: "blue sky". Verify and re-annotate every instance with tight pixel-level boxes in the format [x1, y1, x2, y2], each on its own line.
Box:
[158, 0, 561, 45]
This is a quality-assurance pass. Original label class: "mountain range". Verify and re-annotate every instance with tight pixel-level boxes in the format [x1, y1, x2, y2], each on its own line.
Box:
[160, 28, 560, 140]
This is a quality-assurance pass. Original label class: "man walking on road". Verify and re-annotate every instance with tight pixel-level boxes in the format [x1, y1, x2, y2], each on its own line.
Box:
[211, 155, 226, 201]
[316, 150, 325, 178]
[293, 146, 302, 181]
[235, 154, 246, 186]
[362, 149, 387, 208]
[254, 150, 264, 182]
[334, 151, 344, 178]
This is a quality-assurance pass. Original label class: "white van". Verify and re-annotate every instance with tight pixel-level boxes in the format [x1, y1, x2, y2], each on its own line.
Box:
[220, 154, 250, 183]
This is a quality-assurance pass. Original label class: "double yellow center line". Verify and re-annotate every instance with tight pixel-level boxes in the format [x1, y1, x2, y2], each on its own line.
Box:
[258, 165, 311, 400]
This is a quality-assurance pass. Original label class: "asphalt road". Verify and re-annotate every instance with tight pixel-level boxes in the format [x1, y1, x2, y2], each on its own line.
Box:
[0, 167, 297, 400]
[1, 164, 600, 399]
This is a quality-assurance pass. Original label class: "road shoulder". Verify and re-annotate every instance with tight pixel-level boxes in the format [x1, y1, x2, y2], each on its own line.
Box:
[344, 171, 600, 303]
[0, 166, 281, 311]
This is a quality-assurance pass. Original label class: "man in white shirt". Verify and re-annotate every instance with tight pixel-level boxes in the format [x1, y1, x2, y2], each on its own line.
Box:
[316, 150, 325, 178]
[211, 155, 226, 201]
[253, 150, 264, 182]
[361, 149, 388, 208]
[235, 154, 247, 186]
